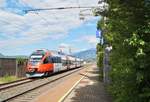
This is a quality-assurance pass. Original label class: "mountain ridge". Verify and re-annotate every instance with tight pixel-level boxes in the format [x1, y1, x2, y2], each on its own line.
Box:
[73, 48, 96, 61]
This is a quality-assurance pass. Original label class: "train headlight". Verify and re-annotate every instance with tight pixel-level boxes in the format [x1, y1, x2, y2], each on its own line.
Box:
[37, 62, 41, 66]
[29, 68, 35, 72]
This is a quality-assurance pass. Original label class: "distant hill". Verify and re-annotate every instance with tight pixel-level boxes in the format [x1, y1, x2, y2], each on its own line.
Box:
[6, 55, 28, 59]
[0, 53, 4, 57]
[0, 53, 28, 59]
[73, 48, 96, 62]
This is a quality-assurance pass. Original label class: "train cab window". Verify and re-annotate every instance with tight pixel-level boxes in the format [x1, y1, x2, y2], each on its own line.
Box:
[43, 57, 49, 64]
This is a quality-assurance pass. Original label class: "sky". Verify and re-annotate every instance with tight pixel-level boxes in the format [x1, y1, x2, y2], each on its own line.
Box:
[0, 0, 102, 56]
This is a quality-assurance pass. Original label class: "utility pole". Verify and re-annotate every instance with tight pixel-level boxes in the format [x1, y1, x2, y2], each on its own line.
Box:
[101, 0, 112, 85]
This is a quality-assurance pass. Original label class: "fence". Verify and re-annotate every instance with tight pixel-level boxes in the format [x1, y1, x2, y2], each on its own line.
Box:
[0, 58, 28, 77]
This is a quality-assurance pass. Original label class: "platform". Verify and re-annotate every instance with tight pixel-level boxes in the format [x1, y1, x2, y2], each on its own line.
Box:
[33, 65, 112, 102]
[63, 65, 112, 102]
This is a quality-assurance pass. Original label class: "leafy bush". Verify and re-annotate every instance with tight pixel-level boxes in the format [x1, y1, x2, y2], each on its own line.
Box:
[97, 0, 150, 102]
[96, 43, 104, 79]
[16, 57, 26, 66]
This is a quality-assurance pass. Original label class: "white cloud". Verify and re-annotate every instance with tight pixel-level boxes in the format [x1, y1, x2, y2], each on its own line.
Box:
[59, 43, 70, 48]
[59, 43, 80, 54]
[0, 0, 99, 49]
[84, 36, 98, 44]
[74, 35, 99, 45]
[0, 0, 5, 7]
[58, 43, 70, 54]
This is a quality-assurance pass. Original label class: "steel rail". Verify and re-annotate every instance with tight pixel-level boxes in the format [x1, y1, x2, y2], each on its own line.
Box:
[1, 67, 82, 102]
[0, 78, 35, 91]
[0, 78, 28, 86]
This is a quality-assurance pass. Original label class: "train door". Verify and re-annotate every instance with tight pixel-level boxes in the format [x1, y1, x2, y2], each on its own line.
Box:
[39, 57, 53, 72]
[53, 57, 62, 72]
[61, 59, 68, 70]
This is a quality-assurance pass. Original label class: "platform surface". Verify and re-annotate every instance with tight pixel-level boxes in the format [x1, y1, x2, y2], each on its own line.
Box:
[64, 65, 112, 102]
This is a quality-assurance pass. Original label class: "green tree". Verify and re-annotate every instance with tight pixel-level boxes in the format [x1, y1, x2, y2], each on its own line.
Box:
[97, 0, 150, 102]
[16, 57, 26, 66]
[96, 43, 104, 79]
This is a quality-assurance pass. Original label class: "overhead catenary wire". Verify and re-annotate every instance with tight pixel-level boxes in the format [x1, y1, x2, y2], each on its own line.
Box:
[22, 2, 102, 30]
[23, 1, 102, 23]
[34, 12, 53, 26]
[22, 2, 57, 27]
[24, 6, 100, 13]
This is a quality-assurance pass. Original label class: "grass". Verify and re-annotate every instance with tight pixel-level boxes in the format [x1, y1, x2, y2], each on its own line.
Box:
[0, 76, 20, 84]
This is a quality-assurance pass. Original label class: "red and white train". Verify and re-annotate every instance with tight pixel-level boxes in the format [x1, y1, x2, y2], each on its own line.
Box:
[26, 49, 84, 77]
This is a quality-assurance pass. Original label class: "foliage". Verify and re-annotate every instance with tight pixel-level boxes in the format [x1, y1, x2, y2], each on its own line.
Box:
[16, 57, 26, 66]
[97, 0, 150, 102]
[96, 43, 104, 79]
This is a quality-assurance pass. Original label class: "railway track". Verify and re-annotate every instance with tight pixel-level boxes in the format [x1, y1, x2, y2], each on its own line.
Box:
[0, 78, 36, 91]
[0, 67, 82, 102]
[0, 78, 27, 86]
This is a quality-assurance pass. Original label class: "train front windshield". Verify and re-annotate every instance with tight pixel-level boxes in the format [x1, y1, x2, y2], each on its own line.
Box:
[29, 55, 43, 66]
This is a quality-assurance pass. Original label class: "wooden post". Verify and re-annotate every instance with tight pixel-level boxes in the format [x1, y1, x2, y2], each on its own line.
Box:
[15, 60, 18, 77]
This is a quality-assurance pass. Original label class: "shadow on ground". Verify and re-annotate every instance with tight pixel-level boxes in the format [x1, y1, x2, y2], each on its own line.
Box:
[68, 68, 112, 102]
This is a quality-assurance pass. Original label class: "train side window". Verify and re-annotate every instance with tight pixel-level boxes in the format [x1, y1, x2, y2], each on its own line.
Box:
[55, 57, 58, 63]
[58, 57, 61, 63]
[43, 57, 49, 64]
[51, 57, 54, 63]
[62, 60, 65, 65]
[51, 57, 56, 63]
[51, 57, 61, 63]
[60, 57, 62, 63]
[48, 57, 52, 63]
[66, 60, 69, 65]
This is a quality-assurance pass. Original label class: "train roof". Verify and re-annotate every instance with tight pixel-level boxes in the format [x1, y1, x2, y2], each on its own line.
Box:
[31, 49, 48, 54]
[32, 49, 83, 60]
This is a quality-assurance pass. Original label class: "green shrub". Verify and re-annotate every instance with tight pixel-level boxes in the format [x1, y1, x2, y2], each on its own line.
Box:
[96, 0, 150, 102]
[96, 43, 104, 80]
